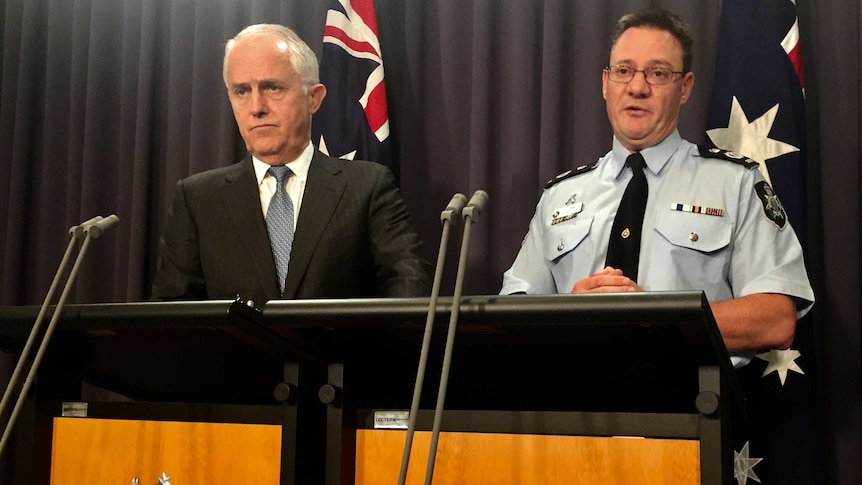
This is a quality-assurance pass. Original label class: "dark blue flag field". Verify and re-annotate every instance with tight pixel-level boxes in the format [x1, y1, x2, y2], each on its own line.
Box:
[706, 1, 818, 483]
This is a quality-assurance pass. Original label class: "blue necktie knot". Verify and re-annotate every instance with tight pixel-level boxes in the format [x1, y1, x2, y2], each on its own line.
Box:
[268, 165, 293, 184]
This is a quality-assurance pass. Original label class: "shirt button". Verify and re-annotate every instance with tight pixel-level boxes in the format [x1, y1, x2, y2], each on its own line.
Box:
[689, 232, 699, 242]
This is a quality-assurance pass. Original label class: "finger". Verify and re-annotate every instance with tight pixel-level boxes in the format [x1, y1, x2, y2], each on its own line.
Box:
[581, 285, 638, 293]
[572, 274, 633, 293]
[593, 275, 633, 287]
[594, 266, 623, 276]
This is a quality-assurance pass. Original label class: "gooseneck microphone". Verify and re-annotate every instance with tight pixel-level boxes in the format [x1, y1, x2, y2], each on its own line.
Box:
[424, 190, 488, 485]
[0, 214, 120, 457]
[398, 193, 467, 485]
[0, 216, 104, 428]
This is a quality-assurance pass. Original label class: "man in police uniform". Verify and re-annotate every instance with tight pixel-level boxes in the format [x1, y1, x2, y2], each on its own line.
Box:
[501, 9, 813, 363]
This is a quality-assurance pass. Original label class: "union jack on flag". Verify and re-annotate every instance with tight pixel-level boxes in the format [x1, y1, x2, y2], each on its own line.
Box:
[313, 0, 394, 172]
[706, 1, 818, 484]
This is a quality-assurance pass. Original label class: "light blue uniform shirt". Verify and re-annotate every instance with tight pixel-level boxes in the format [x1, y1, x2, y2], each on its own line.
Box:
[501, 131, 814, 365]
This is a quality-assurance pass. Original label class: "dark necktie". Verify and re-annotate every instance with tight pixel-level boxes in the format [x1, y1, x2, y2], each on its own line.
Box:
[266, 166, 295, 295]
[605, 152, 648, 281]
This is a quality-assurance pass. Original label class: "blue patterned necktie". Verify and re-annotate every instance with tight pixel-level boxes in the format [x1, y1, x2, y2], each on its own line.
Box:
[266, 166, 295, 295]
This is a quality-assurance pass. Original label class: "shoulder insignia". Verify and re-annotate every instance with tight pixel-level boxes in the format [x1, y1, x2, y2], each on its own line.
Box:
[544, 159, 600, 189]
[753, 181, 787, 229]
[698, 145, 759, 169]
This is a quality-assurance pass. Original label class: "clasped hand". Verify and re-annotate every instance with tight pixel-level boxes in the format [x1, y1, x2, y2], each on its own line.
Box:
[571, 266, 643, 293]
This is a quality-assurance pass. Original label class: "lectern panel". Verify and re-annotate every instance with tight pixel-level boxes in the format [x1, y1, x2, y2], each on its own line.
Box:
[355, 429, 700, 485]
[50, 418, 281, 484]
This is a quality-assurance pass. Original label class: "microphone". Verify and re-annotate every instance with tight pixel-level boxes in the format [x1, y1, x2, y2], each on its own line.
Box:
[424, 190, 488, 485]
[440, 193, 467, 226]
[0, 215, 102, 426]
[398, 194, 467, 485]
[84, 214, 120, 238]
[69, 215, 104, 239]
[462, 189, 489, 221]
[0, 214, 120, 457]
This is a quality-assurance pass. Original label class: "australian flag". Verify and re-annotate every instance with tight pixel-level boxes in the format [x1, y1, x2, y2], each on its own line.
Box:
[706, 1, 818, 484]
[313, 0, 394, 174]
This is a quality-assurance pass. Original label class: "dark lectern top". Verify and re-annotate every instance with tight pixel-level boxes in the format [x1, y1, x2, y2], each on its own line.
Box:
[261, 291, 739, 413]
[0, 292, 740, 413]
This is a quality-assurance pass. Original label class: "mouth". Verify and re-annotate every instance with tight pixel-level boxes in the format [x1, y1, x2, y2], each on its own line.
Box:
[623, 106, 650, 117]
[251, 123, 276, 131]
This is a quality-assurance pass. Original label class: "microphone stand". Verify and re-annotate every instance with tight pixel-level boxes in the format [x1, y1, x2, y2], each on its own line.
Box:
[0, 214, 120, 458]
[0, 216, 103, 429]
[398, 194, 467, 485]
[423, 190, 488, 485]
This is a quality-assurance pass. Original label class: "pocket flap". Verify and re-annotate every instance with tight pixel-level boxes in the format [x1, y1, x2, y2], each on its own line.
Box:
[543, 217, 594, 262]
[654, 211, 732, 253]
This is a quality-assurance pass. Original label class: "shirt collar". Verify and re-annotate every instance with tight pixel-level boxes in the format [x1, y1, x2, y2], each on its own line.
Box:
[253, 141, 314, 185]
[609, 130, 684, 178]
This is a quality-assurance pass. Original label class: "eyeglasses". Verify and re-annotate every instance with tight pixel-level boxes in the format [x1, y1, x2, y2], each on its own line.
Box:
[605, 65, 684, 86]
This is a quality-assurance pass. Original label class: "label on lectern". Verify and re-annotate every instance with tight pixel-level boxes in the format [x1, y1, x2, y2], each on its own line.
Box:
[61, 401, 88, 417]
[373, 410, 409, 429]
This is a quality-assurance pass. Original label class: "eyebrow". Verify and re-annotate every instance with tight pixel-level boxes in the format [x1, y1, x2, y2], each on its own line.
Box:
[612, 58, 676, 68]
[228, 79, 284, 88]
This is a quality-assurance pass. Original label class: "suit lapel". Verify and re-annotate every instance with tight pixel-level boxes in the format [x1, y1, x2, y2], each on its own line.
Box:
[221, 158, 281, 299]
[283, 152, 346, 298]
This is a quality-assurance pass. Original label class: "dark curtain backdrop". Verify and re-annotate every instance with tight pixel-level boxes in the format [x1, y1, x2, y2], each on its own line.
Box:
[0, 0, 859, 483]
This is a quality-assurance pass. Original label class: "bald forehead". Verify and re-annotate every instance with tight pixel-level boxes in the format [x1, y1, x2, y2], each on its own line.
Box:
[230, 34, 289, 58]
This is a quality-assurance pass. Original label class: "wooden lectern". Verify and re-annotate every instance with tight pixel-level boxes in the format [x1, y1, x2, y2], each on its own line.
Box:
[0, 292, 742, 485]
[262, 291, 743, 484]
[0, 300, 325, 485]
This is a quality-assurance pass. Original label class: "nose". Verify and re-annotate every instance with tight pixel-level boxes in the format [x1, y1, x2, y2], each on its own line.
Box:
[250, 90, 268, 117]
[627, 71, 651, 96]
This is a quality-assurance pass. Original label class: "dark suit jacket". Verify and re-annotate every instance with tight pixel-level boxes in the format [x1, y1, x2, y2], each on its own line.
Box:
[152, 151, 431, 305]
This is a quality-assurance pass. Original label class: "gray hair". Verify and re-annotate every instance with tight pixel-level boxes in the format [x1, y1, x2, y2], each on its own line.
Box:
[610, 9, 694, 73]
[223, 24, 319, 88]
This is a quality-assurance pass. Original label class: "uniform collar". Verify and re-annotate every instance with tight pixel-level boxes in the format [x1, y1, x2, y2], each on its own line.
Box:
[609, 130, 684, 179]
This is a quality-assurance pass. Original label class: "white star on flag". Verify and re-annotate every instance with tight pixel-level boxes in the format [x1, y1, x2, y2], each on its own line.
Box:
[706, 96, 800, 185]
[734, 441, 763, 485]
[756, 348, 805, 385]
[318, 135, 357, 160]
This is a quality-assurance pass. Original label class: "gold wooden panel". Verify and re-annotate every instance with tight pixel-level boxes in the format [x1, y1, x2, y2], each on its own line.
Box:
[50, 417, 281, 485]
[51, 418, 699, 484]
[355, 429, 700, 485]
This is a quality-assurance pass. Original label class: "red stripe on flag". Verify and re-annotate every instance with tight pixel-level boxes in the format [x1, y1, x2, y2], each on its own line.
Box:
[323, 25, 380, 57]
[364, 82, 388, 133]
[787, 43, 805, 89]
[349, 0, 379, 35]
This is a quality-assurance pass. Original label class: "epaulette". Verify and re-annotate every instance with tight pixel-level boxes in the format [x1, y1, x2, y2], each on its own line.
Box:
[544, 159, 600, 189]
[698, 145, 759, 169]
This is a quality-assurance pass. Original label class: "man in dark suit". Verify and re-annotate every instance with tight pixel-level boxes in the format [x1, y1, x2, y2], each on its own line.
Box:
[152, 24, 431, 306]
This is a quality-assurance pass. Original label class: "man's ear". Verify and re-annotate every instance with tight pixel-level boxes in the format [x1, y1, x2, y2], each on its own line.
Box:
[679, 71, 695, 104]
[308, 83, 327, 114]
[601, 70, 609, 100]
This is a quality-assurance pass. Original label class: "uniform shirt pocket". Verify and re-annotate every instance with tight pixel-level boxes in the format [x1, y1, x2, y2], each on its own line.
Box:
[654, 211, 732, 253]
[543, 216, 594, 262]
